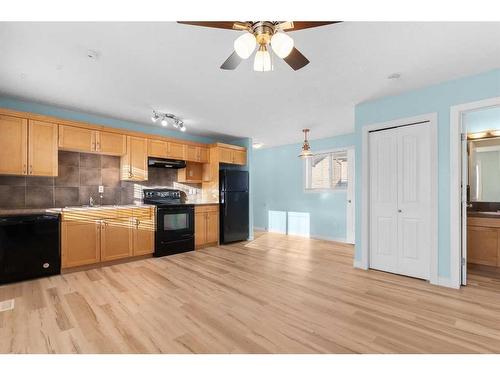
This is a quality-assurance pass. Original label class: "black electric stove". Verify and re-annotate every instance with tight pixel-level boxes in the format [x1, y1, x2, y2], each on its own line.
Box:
[143, 189, 194, 257]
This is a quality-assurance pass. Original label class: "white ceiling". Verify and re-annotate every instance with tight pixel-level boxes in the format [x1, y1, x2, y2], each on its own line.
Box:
[1, 22, 500, 147]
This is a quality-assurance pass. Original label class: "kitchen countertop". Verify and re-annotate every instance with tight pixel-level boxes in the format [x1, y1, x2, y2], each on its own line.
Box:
[0, 208, 60, 217]
[468, 210, 500, 218]
[0, 204, 155, 217]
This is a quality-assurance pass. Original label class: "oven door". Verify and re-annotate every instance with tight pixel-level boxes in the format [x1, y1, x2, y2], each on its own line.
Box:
[156, 205, 194, 242]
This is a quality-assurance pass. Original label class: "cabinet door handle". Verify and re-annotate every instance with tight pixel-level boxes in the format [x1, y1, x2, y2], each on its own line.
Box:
[23, 164, 27, 174]
[29, 165, 33, 175]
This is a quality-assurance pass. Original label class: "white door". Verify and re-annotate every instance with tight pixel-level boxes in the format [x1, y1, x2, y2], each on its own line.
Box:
[369, 123, 431, 280]
[369, 130, 399, 274]
[346, 147, 355, 244]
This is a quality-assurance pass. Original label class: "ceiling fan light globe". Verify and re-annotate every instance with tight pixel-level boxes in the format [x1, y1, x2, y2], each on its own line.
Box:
[234, 33, 256, 59]
[253, 49, 272, 72]
[271, 32, 294, 58]
[161, 118, 168, 127]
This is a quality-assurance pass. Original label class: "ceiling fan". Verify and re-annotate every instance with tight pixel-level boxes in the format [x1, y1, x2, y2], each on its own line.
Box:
[177, 21, 341, 72]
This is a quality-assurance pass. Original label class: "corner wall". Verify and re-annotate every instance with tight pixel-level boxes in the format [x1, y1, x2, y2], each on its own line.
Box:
[252, 133, 356, 241]
[355, 68, 500, 279]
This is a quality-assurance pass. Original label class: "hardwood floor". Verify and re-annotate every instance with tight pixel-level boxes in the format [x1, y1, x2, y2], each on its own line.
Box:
[2, 231, 500, 353]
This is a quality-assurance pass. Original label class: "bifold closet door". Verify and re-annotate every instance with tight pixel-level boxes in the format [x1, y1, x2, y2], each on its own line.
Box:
[369, 129, 399, 274]
[369, 123, 431, 280]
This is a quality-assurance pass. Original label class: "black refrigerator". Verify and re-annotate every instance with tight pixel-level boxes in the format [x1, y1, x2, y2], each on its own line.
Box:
[219, 170, 249, 244]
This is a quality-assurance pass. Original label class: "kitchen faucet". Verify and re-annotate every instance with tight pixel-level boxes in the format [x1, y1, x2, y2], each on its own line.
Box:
[89, 196, 94, 207]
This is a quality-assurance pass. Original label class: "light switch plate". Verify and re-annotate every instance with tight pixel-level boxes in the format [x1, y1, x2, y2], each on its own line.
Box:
[98, 185, 104, 193]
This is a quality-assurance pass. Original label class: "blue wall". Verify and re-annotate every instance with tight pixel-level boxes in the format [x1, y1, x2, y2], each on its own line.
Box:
[464, 106, 500, 133]
[0, 96, 215, 144]
[253, 133, 356, 241]
[355, 69, 500, 278]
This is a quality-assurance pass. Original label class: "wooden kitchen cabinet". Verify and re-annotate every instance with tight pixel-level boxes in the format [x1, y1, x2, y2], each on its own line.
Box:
[121, 136, 148, 181]
[185, 145, 210, 163]
[218, 147, 234, 164]
[206, 210, 219, 244]
[0, 115, 28, 175]
[58, 124, 95, 152]
[232, 149, 247, 165]
[132, 217, 155, 256]
[217, 145, 247, 165]
[96, 131, 126, 156]
[167, 142, 185, 159]
[0, 115, 57, 177]
[61, 220, 101, 268]
[178, 162, 203, 183]
[61, 206, 155, 269]
[195, 211, 207, 247]
[195, 205, 219, 248]
[148, 139, 169, 158]
[28, 120, 58, 176]
[59, 125, 125, 156]
[100, 218, 133, 262]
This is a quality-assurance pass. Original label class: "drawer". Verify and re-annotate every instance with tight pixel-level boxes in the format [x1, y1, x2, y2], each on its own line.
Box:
[195, 204, 219, 213]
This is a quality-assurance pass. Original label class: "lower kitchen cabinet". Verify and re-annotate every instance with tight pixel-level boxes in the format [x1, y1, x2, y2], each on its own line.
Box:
[100, 218, 133, 262]
[61, 206, 155, 269]
[195, 205, 219, 248]
[61, 220, 101, 268]
[132, 217, 155, 256]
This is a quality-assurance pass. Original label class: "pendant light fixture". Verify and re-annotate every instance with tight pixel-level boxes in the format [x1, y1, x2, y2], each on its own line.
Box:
[298, 128, 313, 158]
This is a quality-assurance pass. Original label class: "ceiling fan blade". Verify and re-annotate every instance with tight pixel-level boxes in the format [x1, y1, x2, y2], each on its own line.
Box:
[220, 51, 243, 70]
[283, 47, 310, 71]
[281, 21, 341, 31]
[177, 21, 251, 31]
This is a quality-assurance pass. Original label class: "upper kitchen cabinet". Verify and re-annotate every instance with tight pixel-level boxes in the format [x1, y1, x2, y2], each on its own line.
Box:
[148, 139, 168, 158]
[186, 145, 210, 163]
[0, 115, 57, 177]
[28, 120, 58, 176]
[121, 136, 148, 181]
[167, 142, 185, 159]
[95, 131, 127, 156]
[59, 124, 126, 156]
[216, 144, 247, 166]
[58, 124, 95, 152]
[0, 115, 28, 175]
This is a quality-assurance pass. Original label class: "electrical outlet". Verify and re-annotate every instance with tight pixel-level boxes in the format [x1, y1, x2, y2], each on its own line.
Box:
[98, 185, 104, 193]
[0, 299, 15, 312]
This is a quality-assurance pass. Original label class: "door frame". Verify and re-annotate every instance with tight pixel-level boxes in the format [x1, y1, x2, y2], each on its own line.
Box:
[450, 96, 500, 288]
[346, 147, 356, 244]
[359, 113, 438, 285]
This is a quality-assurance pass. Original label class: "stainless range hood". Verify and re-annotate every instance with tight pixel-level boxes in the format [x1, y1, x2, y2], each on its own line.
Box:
[148, 157, 186, 169]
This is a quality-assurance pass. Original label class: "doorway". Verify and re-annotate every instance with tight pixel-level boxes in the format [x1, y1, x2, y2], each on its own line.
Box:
[360, 113, 438, 283]
[461, 105, 500, 285]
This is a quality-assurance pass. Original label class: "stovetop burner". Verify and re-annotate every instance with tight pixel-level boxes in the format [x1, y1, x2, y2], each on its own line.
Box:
[143, 188, 190, 206]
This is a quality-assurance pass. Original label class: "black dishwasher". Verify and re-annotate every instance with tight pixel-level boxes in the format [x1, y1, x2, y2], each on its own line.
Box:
[0, 214, 60, 284]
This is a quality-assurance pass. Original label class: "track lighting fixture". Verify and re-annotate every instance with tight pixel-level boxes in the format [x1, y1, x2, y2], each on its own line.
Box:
[151, 111, 187, 132]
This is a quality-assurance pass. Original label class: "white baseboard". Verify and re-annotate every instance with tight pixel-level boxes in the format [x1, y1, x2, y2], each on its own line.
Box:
[353, 259, 368, 270]
[253, 228, 349, 244]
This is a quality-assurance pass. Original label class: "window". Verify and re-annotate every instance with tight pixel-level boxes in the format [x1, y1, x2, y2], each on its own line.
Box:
[304, 150, 349, 191]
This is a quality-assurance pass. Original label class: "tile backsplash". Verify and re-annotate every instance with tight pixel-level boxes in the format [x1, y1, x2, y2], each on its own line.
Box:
[0, 151, 201, 209]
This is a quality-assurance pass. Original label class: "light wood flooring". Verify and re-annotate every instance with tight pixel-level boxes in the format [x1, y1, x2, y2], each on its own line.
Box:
[2, 231, 500, 353]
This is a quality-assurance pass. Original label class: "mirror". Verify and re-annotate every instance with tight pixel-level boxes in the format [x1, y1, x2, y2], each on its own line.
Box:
[469, 136, 500, 202]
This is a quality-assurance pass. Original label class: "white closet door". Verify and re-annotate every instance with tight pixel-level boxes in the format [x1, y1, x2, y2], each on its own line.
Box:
[396, 123, 431, 279]
[369, 130, 399, 274]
